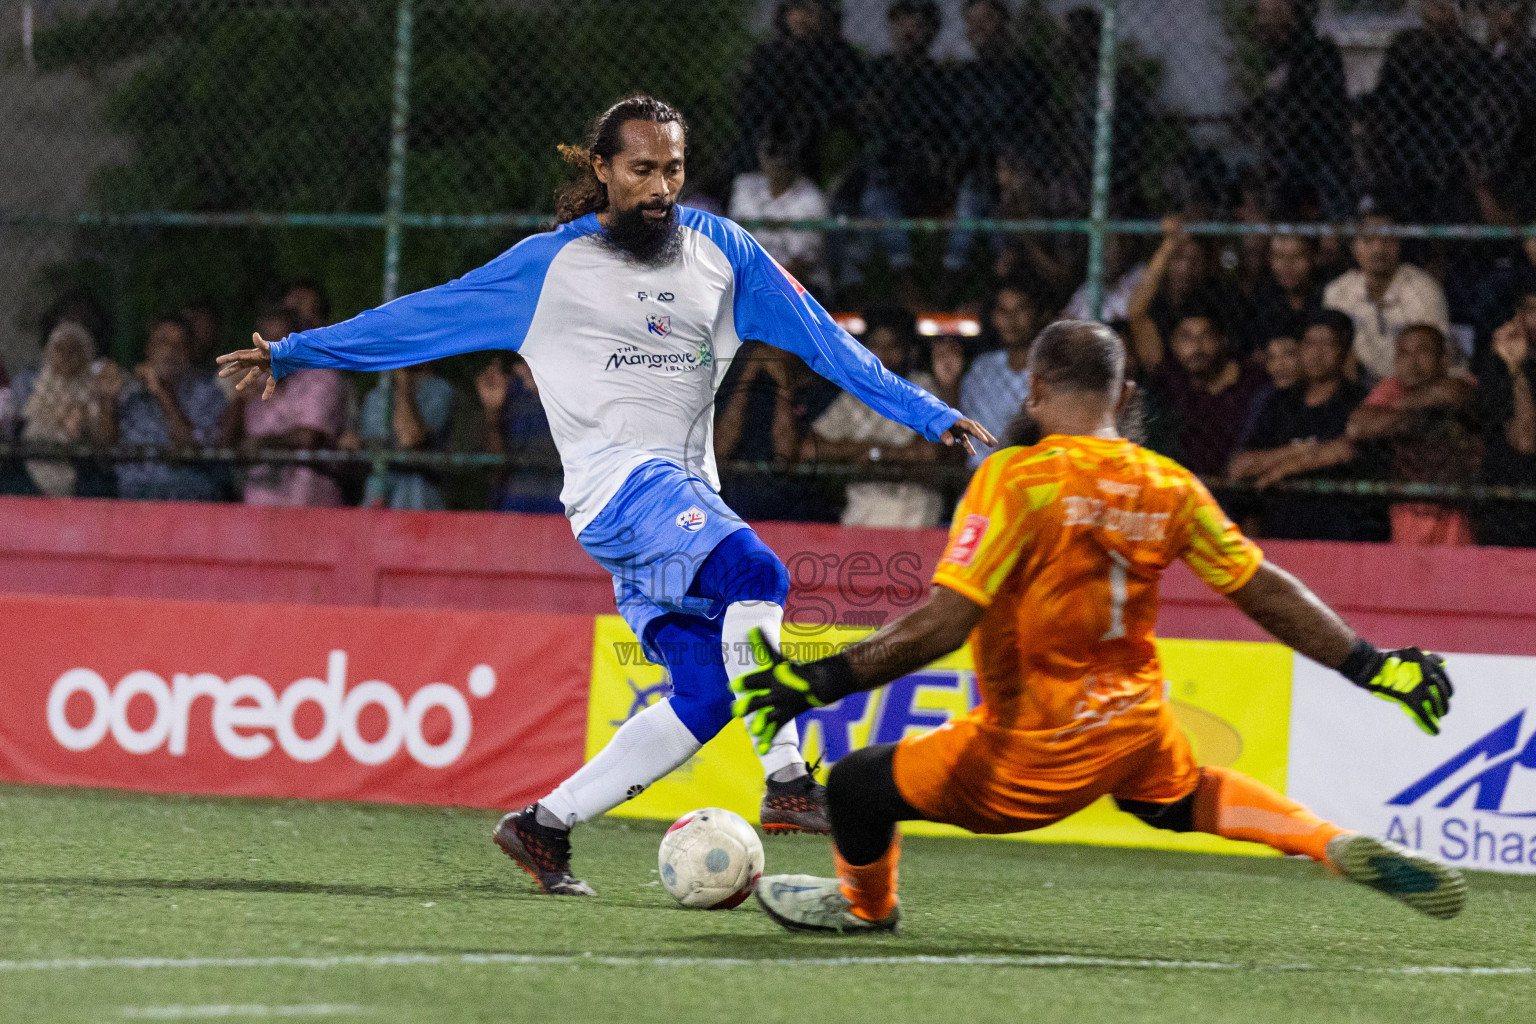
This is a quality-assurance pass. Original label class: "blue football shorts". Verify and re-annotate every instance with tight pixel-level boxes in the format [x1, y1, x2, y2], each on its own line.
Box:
[577, 459, 750, 645]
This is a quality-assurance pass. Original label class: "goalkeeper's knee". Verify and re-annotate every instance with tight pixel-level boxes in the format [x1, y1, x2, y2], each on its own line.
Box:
[1115, 790, 1198, 833]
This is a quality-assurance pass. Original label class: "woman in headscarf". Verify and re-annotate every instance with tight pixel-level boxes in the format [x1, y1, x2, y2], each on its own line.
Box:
[14, 321, 119, 496]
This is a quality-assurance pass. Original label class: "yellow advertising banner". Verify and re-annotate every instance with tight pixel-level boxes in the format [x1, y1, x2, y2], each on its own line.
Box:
[587, 616, 1293, 856]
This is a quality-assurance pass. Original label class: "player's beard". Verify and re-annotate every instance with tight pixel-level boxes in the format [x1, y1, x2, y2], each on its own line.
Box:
[602, 199, 681, 265]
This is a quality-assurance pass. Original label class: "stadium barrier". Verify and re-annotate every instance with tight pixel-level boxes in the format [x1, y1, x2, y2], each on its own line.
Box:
[6, 593, 1534, 874]
[3, 497, 1536, 873]
[590, 620, 1536, 874]
[588, 615, 1294, 859]
[6, 496, 1536, 655]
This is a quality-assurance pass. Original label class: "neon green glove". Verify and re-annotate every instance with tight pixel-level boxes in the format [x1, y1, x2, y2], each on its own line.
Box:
[729, 628, 829, 756]
[1340, 640, 1454, 736]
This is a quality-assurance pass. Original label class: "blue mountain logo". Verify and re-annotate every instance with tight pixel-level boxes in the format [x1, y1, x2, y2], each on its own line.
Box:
[612, 675, 673, 728]
[1389, 711, 1536, 817]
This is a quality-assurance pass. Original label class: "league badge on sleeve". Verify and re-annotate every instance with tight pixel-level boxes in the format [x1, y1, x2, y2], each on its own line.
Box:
[769, 255, 808, 296]
[676, 506, 707, 533]
[944, 513, 989, 567]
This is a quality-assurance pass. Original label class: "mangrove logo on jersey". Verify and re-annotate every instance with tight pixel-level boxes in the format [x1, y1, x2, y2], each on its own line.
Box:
[44, 650, 500, 769]
[604, 342, 707, 374]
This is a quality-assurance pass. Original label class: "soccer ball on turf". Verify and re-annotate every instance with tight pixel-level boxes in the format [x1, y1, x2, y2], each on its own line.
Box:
[657, 807, 765, 910]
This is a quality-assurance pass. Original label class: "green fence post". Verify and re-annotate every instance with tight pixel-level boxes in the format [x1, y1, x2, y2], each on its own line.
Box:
[1084, 0, 1119, 321]
[382, 0, 415, 303]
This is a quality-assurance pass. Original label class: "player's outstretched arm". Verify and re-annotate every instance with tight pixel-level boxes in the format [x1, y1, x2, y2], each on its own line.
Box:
[1227, 561, 1454, 735]
[731, 585, 982, 755]
[720, 219, 995, 453]
[217, 231, 573, 388]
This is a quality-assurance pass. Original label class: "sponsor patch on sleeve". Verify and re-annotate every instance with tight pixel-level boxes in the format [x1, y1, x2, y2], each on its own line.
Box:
[943, 513, 990, 568]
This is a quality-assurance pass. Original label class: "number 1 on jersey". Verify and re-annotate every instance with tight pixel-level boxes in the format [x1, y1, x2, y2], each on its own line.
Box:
[1101, 551, 1129, 641]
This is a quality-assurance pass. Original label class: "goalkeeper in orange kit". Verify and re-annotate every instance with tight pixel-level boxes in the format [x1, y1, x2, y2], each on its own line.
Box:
[733, 320, 1463, 933]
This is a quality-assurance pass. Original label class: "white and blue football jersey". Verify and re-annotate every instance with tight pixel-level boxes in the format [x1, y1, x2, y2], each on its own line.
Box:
[269, 206, 961, 533]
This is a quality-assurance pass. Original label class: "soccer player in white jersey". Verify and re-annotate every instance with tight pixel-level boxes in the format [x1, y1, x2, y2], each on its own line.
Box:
[219, 95, 994, 895]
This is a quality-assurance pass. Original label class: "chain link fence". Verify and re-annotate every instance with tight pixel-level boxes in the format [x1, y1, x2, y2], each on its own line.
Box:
[2, 0, 1534, 540]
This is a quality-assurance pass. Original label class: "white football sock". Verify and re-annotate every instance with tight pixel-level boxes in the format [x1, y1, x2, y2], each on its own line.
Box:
[722, 600, 806, 779]
[536, 698, 701, 829]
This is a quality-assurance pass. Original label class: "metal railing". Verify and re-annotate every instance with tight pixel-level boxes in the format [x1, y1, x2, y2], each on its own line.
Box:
[4, 440, 1534, 506]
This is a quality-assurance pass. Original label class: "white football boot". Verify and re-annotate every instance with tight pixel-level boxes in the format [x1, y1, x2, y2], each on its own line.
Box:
[754, 874, 900, 934]
[1325, 832, 1466, 920]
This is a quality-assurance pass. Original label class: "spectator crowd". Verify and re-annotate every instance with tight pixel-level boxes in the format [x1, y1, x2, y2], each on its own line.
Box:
[1, 0, 1535, 547]
[711, 0, 1536, 311]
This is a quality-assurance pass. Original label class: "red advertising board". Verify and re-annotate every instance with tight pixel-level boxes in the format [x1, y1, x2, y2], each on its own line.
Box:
[7, 497, 1536, 655]
[0, 594, 592, 810]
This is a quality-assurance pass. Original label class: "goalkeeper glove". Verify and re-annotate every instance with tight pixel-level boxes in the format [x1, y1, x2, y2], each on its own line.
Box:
[729, 628, 854, 756]
[1339, 639, 1454, 736]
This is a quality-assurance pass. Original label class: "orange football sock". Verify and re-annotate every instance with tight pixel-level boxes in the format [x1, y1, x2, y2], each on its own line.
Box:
[1192, 766, 1344, 862]
[834, 832, 901, 922]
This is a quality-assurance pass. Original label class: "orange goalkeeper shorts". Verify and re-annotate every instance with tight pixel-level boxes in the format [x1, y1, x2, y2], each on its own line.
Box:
[891, 703, 1200, 835]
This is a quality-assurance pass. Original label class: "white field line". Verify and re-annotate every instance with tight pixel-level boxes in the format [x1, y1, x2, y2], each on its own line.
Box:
[0, 952, 1527, 976]
[119, 1008, 368, 1019]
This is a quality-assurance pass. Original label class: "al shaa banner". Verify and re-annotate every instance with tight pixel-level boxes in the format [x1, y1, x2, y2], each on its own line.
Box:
[0, 594, 592, 810]
[1289, 652, 1536, 874]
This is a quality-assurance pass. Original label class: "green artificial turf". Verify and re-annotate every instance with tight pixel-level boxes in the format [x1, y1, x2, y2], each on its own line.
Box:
[0, 784, 1531, 1023]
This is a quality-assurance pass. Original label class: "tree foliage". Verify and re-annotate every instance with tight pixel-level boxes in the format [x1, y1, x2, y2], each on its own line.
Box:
[36, 0, 751, 357]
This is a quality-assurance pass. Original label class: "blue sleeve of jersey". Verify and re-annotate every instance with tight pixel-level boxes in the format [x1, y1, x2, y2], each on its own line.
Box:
[267, 226, 583, 379]
[686, 210, 961, 442]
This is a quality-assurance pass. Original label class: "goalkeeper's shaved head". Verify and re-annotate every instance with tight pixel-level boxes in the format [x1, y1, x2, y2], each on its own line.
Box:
[1027, 320, 1126, 397]
[1006, 320, 1141, 447]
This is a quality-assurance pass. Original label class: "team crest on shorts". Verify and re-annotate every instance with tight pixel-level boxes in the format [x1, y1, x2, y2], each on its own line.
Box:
[676, 506, 707, 532]
[646, 314, 672, 337]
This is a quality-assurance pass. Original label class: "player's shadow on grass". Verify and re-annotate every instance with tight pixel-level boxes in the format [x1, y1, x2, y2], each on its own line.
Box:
[0, 876, 530, 900]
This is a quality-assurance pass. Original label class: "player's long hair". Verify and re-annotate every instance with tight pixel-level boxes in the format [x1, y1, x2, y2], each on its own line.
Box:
[555, 95, 688, 225]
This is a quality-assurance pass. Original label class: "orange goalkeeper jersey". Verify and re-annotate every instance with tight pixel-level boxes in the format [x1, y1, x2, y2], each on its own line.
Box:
[932, 434, 1263, 740]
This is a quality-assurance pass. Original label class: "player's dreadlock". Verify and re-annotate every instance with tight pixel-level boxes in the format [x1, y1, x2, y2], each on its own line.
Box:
[1003, 320, 1145, 447]
[555, 95, 688, 225]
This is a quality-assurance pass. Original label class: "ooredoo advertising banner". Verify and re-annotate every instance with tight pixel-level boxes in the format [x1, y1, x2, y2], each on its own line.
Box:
[0, 594, 591, 810]
[12, 594, 1536, 874]
[1289, 652, 1536, 874]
